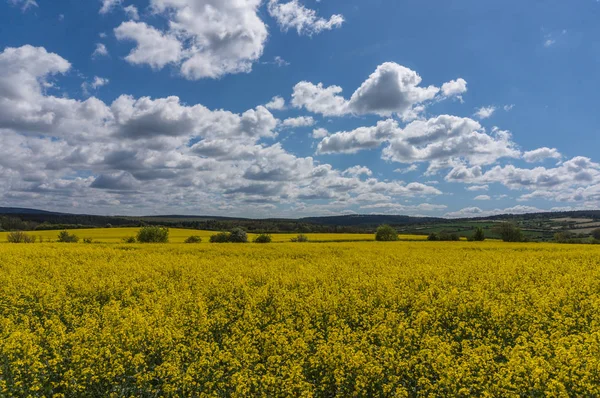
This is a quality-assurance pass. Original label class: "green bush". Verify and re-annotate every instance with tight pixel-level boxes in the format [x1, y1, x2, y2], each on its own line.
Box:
[291, 234, 309, 243]
[375, 225, 399, 242]
[497, 223, 524, 242]
[592, 229, 600, 241]
[471, 227, 485, 241]
[253, 234, 272, 244]
[57, 230, 79, 243]
[427, 233, 440, 241]
[210, 232, 231, 243]
[7, 231, 36, 243]
[123, 236, 137, 243]
[228, 228, 248, 243]
[83, 238, 93, 244]
[137, 226, 169, 243]
[184, 236, 202, 244]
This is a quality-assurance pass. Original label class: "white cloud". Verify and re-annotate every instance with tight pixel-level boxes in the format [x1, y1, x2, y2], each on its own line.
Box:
[523, 147, 562, 163]
[317, 119, 398, 154]
[265, 96, 286, 111]
[474, 195, 491, 201]
[8, 0, 37, 10]
[343, 166, 372, 177]
[123, 0, 268, 80]
[474, 106, 496, 120]
[267, 0, 344, 35]
[123, 5, 139, 20]
[312, 127, 329, 139]
[0, 45, 446, 216]
[281, 116, 315, 128]
[99, 0, 121, 14]
[293, 62, 462, 120]
[82, 76, 109, 95]
[544, 39, 556, 48]
[394, 164, 418, 174]
[466, 185, 489, 191]
[441, 78, 467, 100]
[504, 104, 515, 111]
[445, 205, 544, 219]
[92, 43, 109, 58]
[115, 22, 182, 69]
[274, 56, 290, 67]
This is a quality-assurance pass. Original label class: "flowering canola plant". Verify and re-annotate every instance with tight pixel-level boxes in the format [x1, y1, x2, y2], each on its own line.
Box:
[1, 241, 600, 396]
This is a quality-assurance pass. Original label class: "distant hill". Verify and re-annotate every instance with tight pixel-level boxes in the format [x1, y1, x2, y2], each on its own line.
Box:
[0, 207, 63, 215]
[2, 207, 600, 241]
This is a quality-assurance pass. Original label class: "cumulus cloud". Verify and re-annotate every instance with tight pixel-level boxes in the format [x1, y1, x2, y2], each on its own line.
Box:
[445, 205, 545, 218]
[0, 45, 444, 216]
[281, 116, 315, 128]
[293, 62, 464, 120]
[92, 43, 109, 58]
[312, 127, 329, 139]
[343, 166, 372, 177]
[317, 119, 398, 154]
[474, 195, 491, 200]
[441, 78, 467, 100]
[523, 147, 562, 163]
[123, 5, 139, 20]
[112, 0, 268, 80]
[466, 185, 489, 191]
[474, 106, 496, 120]
[99, 0, 121, 14]
[115, 22, 182, 69]
[265, 96, 286, 111]
[267, 0, 344, 35]
[82, 76, 109, 95]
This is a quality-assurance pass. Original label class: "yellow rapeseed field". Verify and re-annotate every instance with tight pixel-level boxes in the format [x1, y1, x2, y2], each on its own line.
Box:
[0, 228, 426, 243]
[1, 241, 600, 396]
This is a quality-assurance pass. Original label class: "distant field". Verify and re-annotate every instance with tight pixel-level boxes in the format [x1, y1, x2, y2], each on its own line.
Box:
[0, 228, 427, 243]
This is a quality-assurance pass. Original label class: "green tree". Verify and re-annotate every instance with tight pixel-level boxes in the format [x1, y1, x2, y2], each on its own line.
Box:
[472, 227, 485, 242]
[229, 228, 248, 243]
[57, 230, 79, 243]
[497, 223, 524, 242]
[253, 234, 272, 243]
[136, 226, 169, 243]
[592, 228, 600, 241]
[210, 232, 230, 243]
[184, 236, 202, 244]
[375, 225, 399, 242]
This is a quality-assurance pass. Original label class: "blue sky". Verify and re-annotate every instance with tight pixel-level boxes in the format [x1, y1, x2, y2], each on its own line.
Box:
[1, 0, 599, 218]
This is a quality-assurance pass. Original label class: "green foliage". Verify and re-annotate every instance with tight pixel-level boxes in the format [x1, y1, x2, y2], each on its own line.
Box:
[253, 234, 272, 244]
[123, 236, 137, 244]
[57, 230, 79, 243]
[83, 238, 93, 244]
[136, 226, 169, 243]
[497, 223, 524, 242]
[427, 233, 440, 241]
[291, 234, 309, 243]
[7, 231, 36, 243]
[428, 232, 460, 242]
[210, 232, 231, 243]
[184, 236, 202, 244]
[228, 228, 248, 243]
[472, 227, 485, 242]
[375, 225, 399, 242]
[592, 229, 600, 241]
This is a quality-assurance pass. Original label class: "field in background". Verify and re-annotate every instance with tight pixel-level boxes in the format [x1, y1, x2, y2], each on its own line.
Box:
[0, 227, 427, 243]
[2, 241, 600, 395]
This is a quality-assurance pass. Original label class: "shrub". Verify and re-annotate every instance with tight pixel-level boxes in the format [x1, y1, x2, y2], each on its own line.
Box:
[254, 234, 272, 244]
[210, 232, 231, 243]
[57, 230, 79, 243]
[375, 225, 399, 242]
[291, 234, 309, 243]
[427, 233, 440, 241]
[497, 223, 524, 242]
[7, 231, 36, 243]
[83, 238, 93, 244]
[185, 236, 202, 244]
[123, 236, 137, 243]
[229, 228, 248, 243]
[592, 229, 600, 241]
[439, 232, 460, 241]
[137, 226, 169, 243]
[472, 227, 485, 242]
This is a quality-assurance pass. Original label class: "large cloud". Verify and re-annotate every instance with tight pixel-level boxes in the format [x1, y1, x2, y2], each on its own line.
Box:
[267, 0, 344, 35]
[292, 62, 465, 120]
[0, 45, 443, 216]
